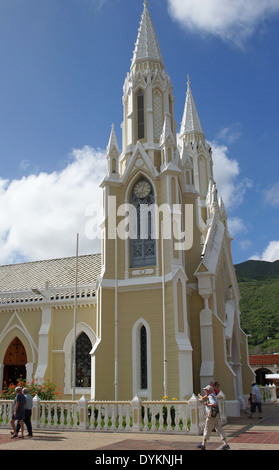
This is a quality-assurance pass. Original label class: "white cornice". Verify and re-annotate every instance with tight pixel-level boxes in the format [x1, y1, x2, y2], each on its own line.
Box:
[0, 283, 97, 311]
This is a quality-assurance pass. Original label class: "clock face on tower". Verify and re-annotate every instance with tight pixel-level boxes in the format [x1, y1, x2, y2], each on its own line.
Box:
[133, 180, 151, 198]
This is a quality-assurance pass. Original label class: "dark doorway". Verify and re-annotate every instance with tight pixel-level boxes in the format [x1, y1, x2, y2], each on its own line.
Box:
[255, 367, 273, 386]
[3, 337, 27, 386]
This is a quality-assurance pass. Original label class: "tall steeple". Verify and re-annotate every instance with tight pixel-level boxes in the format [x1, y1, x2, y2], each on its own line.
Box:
[121, 1, 175, 164]
[131, 1, 164, 71]
[180, 76, 203, 139]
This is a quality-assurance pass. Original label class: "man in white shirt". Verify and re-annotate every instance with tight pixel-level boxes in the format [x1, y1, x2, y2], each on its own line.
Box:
[251, 381, 262, 418]
[197, 385, 230, 450]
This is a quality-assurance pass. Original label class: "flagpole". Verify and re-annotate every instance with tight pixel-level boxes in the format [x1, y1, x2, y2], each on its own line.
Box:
[161, 221, 167, 397]
[114, 228, 118, 401]
[72, 233, 79, 401]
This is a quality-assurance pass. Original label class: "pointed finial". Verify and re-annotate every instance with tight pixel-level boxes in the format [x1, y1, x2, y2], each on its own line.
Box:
[187, 74, 191, 88]
[144, 1, 148, 7]
[106, 123, 120, 156]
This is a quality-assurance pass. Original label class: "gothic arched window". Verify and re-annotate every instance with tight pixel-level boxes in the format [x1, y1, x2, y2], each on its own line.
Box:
[140, 326, 148, 389]
[130, 176, 156, 268]
[137, 89, 145, 140]
[75, 332, 92, 387]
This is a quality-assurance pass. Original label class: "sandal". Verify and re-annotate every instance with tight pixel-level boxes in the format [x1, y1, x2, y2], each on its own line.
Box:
[10, 434, 18, 439]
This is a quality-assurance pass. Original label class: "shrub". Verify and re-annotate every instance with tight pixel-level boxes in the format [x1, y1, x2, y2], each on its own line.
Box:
[0, 377, 62, 401]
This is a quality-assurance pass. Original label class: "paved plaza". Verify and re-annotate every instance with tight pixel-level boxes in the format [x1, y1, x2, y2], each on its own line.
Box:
[0, 401, 278, 451]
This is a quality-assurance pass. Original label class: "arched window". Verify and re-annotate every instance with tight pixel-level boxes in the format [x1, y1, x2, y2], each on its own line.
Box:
[132, 319, 151, 398]
[137, 89, 145, 140]
[75, 332, 92, 387]
[140, 326, 148, 389]
[111, 157, 117, 173]
[130, 176, 156, 268]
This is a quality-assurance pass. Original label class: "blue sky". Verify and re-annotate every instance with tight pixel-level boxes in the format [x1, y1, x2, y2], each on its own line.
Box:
[0, 0, 279, 265]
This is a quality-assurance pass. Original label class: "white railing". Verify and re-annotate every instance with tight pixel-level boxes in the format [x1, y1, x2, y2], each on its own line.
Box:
[261, 385, 277, 404]
[0, 393, 227, 435]
[0, 284, 96, 306]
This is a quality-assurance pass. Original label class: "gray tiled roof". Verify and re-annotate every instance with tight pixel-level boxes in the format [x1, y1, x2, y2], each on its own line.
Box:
[0, 253, 102, 292]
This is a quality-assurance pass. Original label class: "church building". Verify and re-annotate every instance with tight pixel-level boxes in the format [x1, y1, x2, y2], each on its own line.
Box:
[0, 2, 254, 415]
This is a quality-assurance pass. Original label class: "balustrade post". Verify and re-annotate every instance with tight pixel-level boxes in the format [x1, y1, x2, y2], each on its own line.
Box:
[217, 390, 227, 424]
[188, 394, 202, 435]
[78, 395, 89, 430]
[131, 395, 142, 432]
[32, 394, 41, 428]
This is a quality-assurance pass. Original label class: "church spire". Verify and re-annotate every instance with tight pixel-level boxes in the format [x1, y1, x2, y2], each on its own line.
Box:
[180, 76, 203, 138]
[106, 123, 119, 156]
[131, 1, 164, 70]
[106, 124, 120, 177]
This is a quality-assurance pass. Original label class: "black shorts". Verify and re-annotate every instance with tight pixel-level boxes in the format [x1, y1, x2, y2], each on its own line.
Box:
[12, 412, 25, 421]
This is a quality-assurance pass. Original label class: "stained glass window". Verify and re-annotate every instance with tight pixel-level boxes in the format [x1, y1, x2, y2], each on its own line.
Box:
[140, 326, 147, 389]
[75, 332, 92, 387]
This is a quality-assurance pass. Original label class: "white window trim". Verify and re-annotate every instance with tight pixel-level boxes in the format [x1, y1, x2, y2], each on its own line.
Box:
[132, 318, 152, 399]
[63, 322, 96, 396]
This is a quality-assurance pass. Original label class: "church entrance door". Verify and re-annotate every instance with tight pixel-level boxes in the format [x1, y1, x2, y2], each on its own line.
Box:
[3, 337, 27, 386]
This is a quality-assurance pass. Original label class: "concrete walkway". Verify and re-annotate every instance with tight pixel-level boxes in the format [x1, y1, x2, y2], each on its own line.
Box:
[0, 401, 278, 451]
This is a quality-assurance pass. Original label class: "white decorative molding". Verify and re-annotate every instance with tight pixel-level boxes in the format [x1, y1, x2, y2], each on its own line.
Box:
[131, 268, 154, 276]
[0, 283, 97, 311]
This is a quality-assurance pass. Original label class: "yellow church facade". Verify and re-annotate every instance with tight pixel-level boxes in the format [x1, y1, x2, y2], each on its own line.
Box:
[0, 3, 253, 416]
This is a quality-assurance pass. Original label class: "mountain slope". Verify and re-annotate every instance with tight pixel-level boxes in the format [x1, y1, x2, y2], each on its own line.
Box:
[235, 260, 279, 354]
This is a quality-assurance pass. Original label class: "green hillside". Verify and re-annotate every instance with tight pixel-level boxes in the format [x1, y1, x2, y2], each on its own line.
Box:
[235, 260, 279, 354]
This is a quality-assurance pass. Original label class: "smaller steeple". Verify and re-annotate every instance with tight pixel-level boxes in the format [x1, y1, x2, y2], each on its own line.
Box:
[106, 124, 120, 177]
[159, 113, 175, 147]
[180, 76, 203, 138]
[159, 112, 175, 165]
[106, 124, 119, 155]
[131, 1, 164, 70]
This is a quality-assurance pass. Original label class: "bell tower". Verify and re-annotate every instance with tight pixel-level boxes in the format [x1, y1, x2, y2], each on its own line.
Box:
[97, 1, 193, 402]
[93, 1, 253, 410]
[121, 0, 176, 174]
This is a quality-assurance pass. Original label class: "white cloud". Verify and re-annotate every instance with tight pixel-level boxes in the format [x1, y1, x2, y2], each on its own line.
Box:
[227, 217, 247, 237]
[167, 0, 279, 46]
[0, 146, 106, 265]
[216, 123, 242, 145]
[210, 142, 252, 210]
[264, 181, 279, 207]
[239, 239, 253, 251]
[251, 240, 279, 262]
[19, 159, 30, 171]
[89, 0, 107, 10]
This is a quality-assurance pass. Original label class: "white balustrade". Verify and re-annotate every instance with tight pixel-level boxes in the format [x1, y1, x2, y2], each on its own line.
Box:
[261, 384, 277, 404]
[0, 393, 228, 435]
